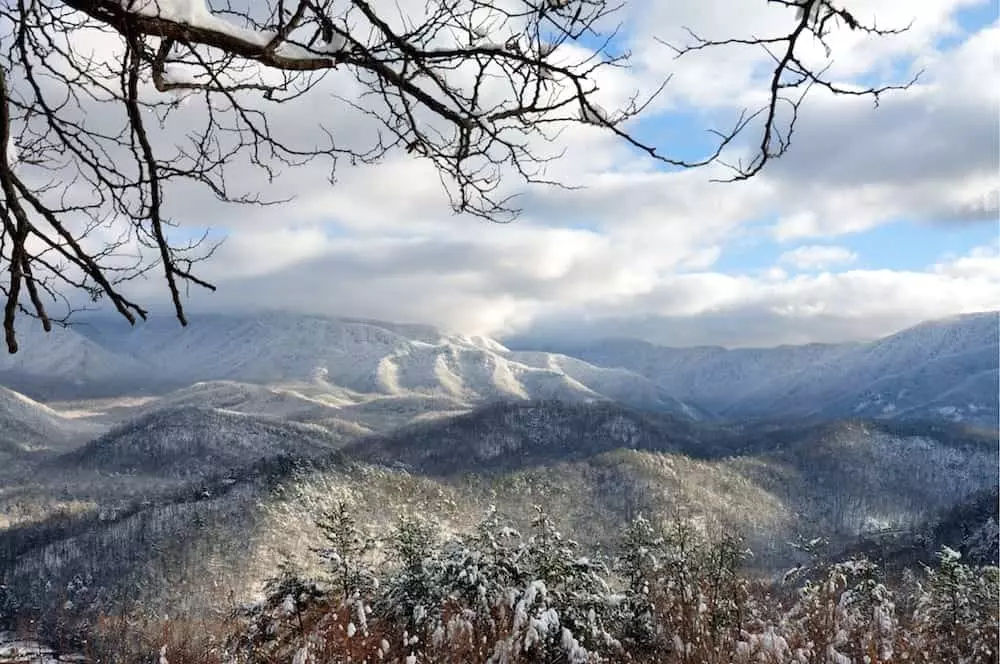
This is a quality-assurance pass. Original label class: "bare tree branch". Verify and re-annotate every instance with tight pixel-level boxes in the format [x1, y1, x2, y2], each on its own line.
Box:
[661, 0, 919, 180]
[0, 0, 915, 352]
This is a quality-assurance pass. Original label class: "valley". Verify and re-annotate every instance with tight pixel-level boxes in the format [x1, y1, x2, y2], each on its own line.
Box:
[0, 312, 996, 661]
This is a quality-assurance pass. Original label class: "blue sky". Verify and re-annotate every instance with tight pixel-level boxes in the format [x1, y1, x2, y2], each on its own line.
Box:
[715, 219, 998, 274]
[617, 1, 999, 278]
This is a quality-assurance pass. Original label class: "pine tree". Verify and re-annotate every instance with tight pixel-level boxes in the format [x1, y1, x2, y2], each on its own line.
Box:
[312, 501, 377, 603]
[383, 515, 442, 638]
[616, 515, 663, 654]
[911, 547, 1000, 664]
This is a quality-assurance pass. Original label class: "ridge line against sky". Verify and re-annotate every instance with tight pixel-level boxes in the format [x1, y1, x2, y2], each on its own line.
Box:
[68, 0, 1000, 347]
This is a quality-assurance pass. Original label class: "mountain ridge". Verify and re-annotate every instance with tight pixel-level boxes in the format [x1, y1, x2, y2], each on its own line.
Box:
[0, 310, 995, 428]
[507, 311, 999, 427]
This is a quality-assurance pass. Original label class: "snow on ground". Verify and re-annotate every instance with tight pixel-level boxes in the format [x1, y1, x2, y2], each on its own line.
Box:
[0, 633, 85, 663]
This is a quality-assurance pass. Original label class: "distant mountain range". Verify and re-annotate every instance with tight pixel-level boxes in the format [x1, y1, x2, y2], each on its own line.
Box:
[0, 314, 696, 418]
[2, 310, 993, 427]
[508, 311, 999, 428]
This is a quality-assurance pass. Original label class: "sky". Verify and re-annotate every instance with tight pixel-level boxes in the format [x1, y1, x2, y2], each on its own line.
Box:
[71, 0, 1000, 347]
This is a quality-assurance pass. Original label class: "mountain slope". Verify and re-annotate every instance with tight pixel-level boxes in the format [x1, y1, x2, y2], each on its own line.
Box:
[727, 312, 998, 423]
[346, 400, 721, 475]
[54, 406, 345, 477]
[0, 325, 151, 399]
[0, 386, 101, 455]
[6, 314, 699, 417]
[137, 381, 360, 423]
[343, 401, 997, 565]
[727, 419, 998, 535]
[515, 312, 998, 426]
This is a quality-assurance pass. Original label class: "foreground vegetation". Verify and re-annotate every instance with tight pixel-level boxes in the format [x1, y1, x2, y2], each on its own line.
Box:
[13, 505, 997, 664]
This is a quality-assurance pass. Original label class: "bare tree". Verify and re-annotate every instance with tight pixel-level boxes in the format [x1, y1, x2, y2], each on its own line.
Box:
[0, 0, 913, 352]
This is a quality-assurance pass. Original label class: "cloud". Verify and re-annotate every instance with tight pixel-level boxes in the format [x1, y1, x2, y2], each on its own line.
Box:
[779, 245, 859, 270]
[26, 0, 999, 350]
[509, 244, 1000, 347]
[165, 226, 1000, 349]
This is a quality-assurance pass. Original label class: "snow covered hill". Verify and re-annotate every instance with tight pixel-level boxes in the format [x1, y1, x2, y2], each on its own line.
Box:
[0, 324, 151, 400]
[348, 400, 719, 475]
[347, 399, 997, 539]
[0, 386, 102, 455]
[54, 406, 344, 477]
[515, 312, 999, 427]
[5, 398, 996, 641]
[2, 314, 700, 417]
[136, 380, 352, 420]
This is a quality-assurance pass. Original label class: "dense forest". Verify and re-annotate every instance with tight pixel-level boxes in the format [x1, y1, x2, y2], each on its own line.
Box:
[6, 506, 997, 664]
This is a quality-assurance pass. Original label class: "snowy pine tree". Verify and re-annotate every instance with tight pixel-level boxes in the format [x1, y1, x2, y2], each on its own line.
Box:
[910, 547, 1000, 664]
[312, 501, 378, 603]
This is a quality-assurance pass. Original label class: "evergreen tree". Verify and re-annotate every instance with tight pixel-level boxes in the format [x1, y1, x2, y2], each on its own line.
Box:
[911, 547, 1000, 664]
[312, 501, 377, 603]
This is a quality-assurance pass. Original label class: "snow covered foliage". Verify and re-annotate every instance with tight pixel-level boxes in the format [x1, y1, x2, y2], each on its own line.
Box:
[215, 512, 999, 664]
[907, 547, 1000, 663]
[312, 501, 379, 602]
[784, 558, 898, 663]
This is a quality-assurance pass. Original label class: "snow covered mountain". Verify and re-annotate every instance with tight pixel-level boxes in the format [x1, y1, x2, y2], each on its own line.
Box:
[1, 314, 698, 417]
[0, 386, 101, 455]
[728, 312, 998, 424]
[55, 406, 344, 477]
[1, 311, 995, 427]
[513, 312, 999, 427]
[0, 324, 150, 399]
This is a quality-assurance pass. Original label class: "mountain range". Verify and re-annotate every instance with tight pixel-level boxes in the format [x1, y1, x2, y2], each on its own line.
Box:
[1, 311, 996, 427]
[0, 309, 996, 644]
[507, 311, 999, 427]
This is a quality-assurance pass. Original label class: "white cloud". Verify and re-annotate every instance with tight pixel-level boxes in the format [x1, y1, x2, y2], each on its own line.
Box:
[779, 245, 859, 270]
[513, 244, 1000, 346]
[26, 0, 999, 348]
